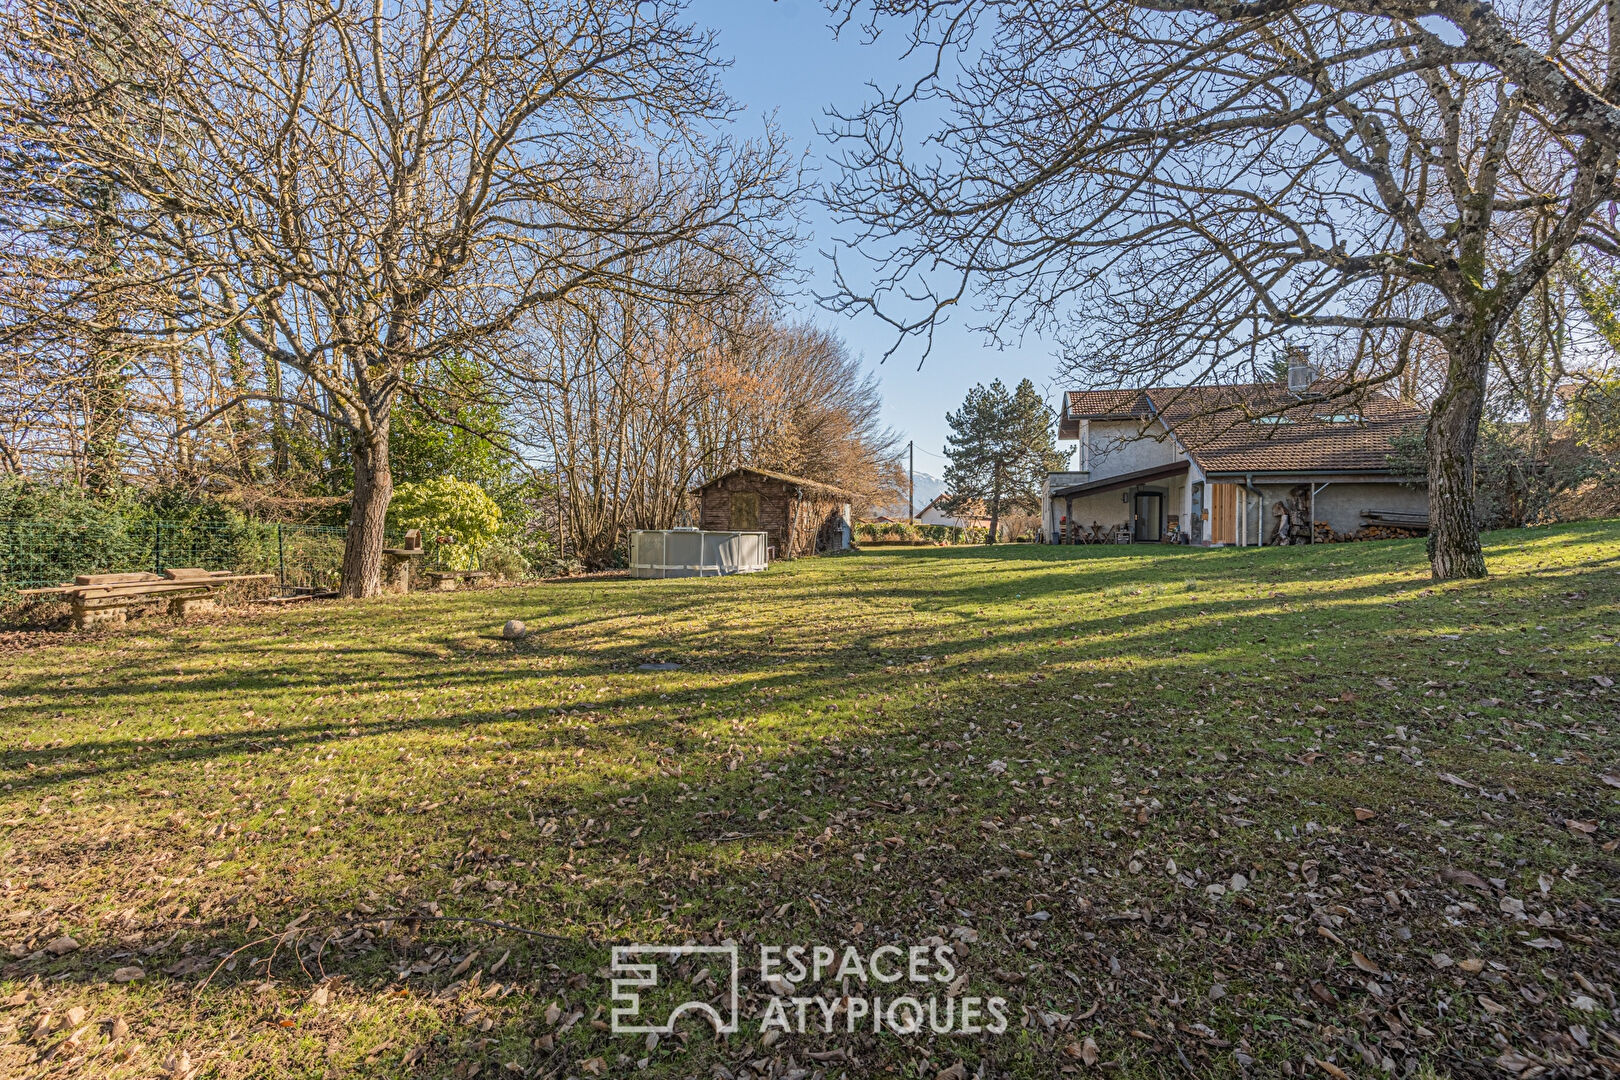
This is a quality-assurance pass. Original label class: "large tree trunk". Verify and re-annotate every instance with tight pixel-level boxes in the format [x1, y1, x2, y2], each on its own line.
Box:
[1426, 333, 1492, 580]
[340, 427, 392, 598]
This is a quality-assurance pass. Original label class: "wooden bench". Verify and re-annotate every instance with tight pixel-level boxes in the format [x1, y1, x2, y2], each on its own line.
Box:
[422, 569, 490, 592]
[17, 568, 276, 630]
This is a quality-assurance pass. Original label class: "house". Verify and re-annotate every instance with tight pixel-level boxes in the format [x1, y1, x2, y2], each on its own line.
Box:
[1043, 364, 1428, 545]
[916, 495, 991, 530]
[692, 467, 855, 559]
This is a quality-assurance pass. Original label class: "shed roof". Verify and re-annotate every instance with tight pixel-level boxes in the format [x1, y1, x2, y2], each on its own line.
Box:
[691, 467, 859, 501]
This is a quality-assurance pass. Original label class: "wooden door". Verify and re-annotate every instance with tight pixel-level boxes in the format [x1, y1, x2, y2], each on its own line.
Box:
[1209, 483, 1237, 544]
[731, 492, 759, 530]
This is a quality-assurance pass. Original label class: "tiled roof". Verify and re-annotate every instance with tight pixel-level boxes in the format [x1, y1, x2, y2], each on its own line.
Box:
[1058, 389, 1155, 439]
[1146, 383, 1427, 473]
[1064, 389, 1153, 419]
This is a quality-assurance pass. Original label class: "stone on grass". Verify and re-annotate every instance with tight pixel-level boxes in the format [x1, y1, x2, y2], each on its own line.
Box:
[502, 620, 526, 640]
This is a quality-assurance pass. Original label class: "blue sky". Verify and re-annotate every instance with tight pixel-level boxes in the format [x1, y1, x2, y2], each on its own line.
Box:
[686, 0, 1070, 470]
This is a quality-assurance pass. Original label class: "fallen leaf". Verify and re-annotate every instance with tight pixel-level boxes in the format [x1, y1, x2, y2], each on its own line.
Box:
[1353, 807, 1376, 821]
[1478, 994, 1507, 1014]
[112, 967, 145, 983]
[1062, 1036, 1100, 1066]
[1457, 958, 1485, 973]
[1309, 1056, 1351, 1080]
[1350, 950, 1382, 975]
[936, 1063, 968, 1080]
[1524, 937, 1563, 951]
[1440, 867, 1491, 893]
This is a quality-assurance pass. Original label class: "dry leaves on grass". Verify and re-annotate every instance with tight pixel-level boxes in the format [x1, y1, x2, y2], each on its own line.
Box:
[1063, 1036, 1101, 1066]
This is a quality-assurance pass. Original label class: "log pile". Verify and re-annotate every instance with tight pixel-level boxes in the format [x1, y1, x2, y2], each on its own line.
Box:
[1311, 520, 1425, 543]
[1352, 522, 1426, 541]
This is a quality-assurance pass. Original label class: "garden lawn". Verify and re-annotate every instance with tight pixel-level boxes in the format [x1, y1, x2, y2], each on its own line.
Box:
[1, 523, 1618, 1080]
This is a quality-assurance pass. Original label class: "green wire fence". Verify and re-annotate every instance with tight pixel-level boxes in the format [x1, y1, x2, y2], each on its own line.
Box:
[0, 518, 363, 597]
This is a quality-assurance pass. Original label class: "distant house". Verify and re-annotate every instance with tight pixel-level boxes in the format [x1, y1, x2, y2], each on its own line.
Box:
[692, 467, 855, 559]
[1044, 362, 1428, 545]
[916, 495, 990, 530]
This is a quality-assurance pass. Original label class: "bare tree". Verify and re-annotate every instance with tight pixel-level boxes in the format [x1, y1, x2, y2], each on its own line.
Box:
[508, 259, 897, 565]
[824, 0, 1620, 578]
[1, 0, 795, 594]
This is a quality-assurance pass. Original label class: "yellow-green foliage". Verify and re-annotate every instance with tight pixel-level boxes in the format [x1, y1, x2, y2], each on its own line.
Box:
[388, 477, 502, 569]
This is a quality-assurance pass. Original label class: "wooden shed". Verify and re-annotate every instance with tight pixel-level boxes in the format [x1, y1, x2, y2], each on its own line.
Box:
[692, 468, 855, 560]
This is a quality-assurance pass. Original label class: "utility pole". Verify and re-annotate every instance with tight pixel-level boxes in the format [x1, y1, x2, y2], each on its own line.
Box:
[908, 440, 915, 522]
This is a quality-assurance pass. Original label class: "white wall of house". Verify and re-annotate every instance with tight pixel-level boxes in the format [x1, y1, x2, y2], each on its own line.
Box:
[1085, 420, 1181, 478]
[918, 503, 985, 529]
[1045, 419, 1188, 538]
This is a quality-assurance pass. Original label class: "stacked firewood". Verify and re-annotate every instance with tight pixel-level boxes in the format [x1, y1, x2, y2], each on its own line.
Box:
[1351, 523, 1425, 541]
[1310, 520, 1424, 543]
[1312, 520, 1344, 543]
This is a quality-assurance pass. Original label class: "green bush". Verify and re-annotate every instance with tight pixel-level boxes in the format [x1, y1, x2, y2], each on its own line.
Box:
[0, 481, 283, 593]
[854, 521, 975, 545]
[388, 477, 503, 571]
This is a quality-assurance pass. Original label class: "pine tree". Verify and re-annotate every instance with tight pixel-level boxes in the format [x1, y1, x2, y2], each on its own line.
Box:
[941, 378, 1063, 543]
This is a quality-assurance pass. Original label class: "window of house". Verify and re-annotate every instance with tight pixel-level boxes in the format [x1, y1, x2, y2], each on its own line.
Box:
[732, 492, 759, 530]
